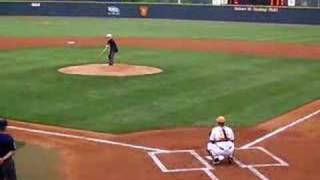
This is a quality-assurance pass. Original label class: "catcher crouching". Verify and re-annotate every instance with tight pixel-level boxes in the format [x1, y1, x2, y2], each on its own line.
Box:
[207, 116, 235, 165]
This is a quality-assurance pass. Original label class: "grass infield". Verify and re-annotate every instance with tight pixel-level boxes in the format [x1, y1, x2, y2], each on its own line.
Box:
[0, 47, 319, 133]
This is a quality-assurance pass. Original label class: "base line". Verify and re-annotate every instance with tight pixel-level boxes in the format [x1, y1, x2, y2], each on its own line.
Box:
[236, 109, 320, 180]
[9, 125, 218, 180]
[11, 109, 317, 180]
[241, 109, 320, 149]
[9, 125, 167, 152]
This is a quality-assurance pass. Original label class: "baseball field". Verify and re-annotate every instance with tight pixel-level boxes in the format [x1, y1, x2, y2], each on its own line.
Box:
[1, 16, 320, 180]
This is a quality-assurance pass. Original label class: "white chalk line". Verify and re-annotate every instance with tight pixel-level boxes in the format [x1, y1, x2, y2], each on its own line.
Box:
[151, 150, 213, 170]
[234, 146, 288, 168]
[247, 166, 269, 180]
[9, 126, 167, 152]
[9, 125, 217, 180]
[148, 150, 217, 180]
[254, 146, 288, 166]
[190, 150, 214, 171]
[235, 109, 320, 180]
[233, 147, 285, 180]
[203, 169, 219, 180]
[9, 109, 319, 180]
[240, 109, 320, 149]
[148, 152, 169, 172]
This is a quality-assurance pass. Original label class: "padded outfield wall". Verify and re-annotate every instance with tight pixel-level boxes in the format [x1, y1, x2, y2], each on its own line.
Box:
[0, 1, 319, 24]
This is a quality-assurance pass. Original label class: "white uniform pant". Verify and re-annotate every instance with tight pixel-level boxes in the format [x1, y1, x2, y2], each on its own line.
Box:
[207, 141, 235, 160]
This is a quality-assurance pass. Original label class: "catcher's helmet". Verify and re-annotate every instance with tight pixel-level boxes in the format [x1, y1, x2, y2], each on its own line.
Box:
[216, 116, 226, 123]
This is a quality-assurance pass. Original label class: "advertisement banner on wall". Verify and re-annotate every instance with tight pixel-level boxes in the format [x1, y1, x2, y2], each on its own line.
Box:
[212, 0, 221, 5]
[288, 0, 295, 6]
[139, 5, 149, 17]
[234, 6, 279, 13]
[107, 6, 120, 16]
[31, 3, 40, 7]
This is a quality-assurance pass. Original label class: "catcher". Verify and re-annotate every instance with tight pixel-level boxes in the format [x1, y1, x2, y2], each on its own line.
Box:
[100, 34, 119, 66]
[207, 116, 235, 165]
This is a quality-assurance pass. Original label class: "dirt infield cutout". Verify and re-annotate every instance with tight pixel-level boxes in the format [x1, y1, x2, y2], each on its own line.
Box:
[58, 63, 163, 77]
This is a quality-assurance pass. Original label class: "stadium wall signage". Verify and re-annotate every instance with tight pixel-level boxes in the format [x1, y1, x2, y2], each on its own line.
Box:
[0, 2, 319, 24]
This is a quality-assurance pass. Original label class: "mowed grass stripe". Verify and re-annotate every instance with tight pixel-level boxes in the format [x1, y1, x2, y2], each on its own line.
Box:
[0, 47, 320, 133]
[0, 16, 319, 43]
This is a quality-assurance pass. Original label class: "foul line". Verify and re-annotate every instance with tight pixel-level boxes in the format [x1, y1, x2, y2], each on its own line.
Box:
[241, 109, 320, 149]
[9, 126, 167, 152]
[236, 109, 320, 180]
[9, 109, 319, 180]
[8, 125, 217, 180]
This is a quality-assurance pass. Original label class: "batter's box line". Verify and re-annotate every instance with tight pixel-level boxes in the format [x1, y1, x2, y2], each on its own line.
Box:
[234, 146, 289, 168]
[233, 146, 289, 180]
[149, 150, 218, 180]
[234, 109, 320, 180]
[7, 109, 320, 180]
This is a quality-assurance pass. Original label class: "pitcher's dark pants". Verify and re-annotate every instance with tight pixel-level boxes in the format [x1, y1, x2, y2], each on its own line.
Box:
[0, 158, 17, 180]
[108, 50, 117, 66]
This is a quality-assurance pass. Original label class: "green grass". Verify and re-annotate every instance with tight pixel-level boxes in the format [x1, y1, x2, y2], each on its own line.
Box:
[0, 16, 320, 43]
[0, 47, 319, 133]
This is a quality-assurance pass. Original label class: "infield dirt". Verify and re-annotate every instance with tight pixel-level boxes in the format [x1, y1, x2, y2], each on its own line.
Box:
[58, 63, 163, 77]
[1, 37, 320, 60]
[7, 100, 320, 180]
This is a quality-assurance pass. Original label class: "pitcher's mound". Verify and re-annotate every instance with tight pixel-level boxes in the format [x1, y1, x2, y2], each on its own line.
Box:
[58, 63, 163, 77]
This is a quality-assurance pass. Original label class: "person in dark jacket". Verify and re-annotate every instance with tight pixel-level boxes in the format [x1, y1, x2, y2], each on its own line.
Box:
[101, 34, 119, 66]
[0, 118, 17, 180]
